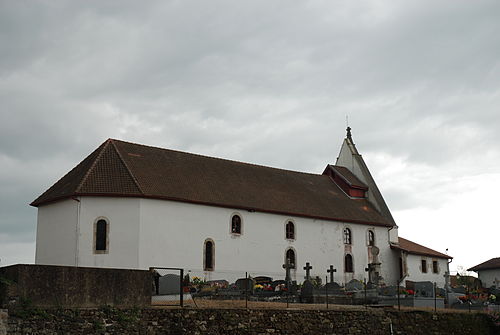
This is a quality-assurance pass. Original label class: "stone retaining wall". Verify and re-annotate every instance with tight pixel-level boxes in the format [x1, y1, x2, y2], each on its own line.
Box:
[4, 307, 499, 335]
[0, 264, 151, 308]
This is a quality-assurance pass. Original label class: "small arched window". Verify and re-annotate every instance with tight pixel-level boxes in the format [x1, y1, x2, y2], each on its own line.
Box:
[204, 239, 215, 271]
[344, 254, 353, 273]
[285, 221, 295, 240]
[343, 228, 352, 244]
[231, 214, 242, 234]
[368, 230, 375, 246]
[95, 219, 108, 252]
[285, 248, 296, 269]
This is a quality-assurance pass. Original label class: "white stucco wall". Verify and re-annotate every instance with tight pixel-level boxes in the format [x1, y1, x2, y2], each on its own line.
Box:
[402, 253, 448, 288]
[35, 199, 78, 266]
[76, 197, 140, 269]
[137, 198, 398, 285]
[477, 269, 500, 288]
[35, 196, 401, 285]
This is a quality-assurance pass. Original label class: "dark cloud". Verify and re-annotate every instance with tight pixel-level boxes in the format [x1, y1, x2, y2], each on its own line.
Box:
[1, 0, 499, 269]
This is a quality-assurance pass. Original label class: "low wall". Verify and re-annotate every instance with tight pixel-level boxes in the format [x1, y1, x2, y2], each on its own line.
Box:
[3, 307, 499, 335]
[0, 264, 151, 308]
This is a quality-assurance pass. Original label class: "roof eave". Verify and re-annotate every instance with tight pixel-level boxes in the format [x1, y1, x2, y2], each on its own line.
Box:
[31, 193, 394, 227]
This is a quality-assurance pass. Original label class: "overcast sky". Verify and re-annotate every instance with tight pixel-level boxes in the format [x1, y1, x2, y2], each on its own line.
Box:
[1, 1, 499, 274]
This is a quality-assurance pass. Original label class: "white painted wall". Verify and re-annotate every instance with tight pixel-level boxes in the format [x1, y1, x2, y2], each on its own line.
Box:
[477, 269, 500, 288]
[35, 199, 78, 266]
[35, 196, 401, 285]
[137, 198, 398, 284]
[77, 197, 140, 269]
[403, 253, 448, 288]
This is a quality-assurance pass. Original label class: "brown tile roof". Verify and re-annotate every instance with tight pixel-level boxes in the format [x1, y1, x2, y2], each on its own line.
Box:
[392, 237, 452, 259]
[31, 139, 394, 227]
[329, 165, 368, 189]
[468, 257, 500, 272]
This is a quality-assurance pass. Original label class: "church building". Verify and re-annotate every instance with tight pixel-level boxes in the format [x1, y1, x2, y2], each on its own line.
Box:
[32, 129, 450, 286]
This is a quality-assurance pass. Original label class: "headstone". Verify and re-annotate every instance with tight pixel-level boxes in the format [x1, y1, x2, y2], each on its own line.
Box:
[325, 281, 342, 293]
[235, 278, 254, 292]
[345, 279, 363, 291]
[158, 273, 181, 295]
[283, 263, 293, 287]
[379, 285, 399, 296]
[452, 286, 466, 294]
[303, 262, 313, 281]
[254, 276, 273, 285]
[327, 265, 337, 283]
[206, 279, 229, 288]
[415, 281, 434, 298]
[301, 280, 314, 303]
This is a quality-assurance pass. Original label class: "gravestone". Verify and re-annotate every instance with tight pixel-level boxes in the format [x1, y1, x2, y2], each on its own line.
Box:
[379, 285, 399, 296]
[235, 278, 254, 293]
[206, 279, 229, 288]
[158, 273, 181, 295]
[325, 282, 342, 294]
[345, 279, 363, 291]
[254, 276, 273, 285]
[301, 280, 314, 303]
[415, 281, 434, 297]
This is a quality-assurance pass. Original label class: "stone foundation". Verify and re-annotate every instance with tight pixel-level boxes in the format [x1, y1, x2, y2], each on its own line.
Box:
[3, 307, 498, 334]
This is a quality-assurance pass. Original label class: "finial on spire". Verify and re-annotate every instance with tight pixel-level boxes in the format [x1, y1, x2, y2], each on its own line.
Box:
[346, 126, 352, 140]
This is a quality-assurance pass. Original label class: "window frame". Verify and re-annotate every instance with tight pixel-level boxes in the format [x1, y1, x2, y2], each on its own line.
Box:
[421, 259, 428, 273]
[343, 227, 352, 245]
[344, 253, 354, 273]
[285, 220, 295, 240]
[367, 230, 375, 246]
[230, 213, 243, 235]
[93, 217, 109, 254]
[432, 260, 439, 274]
[203, 238, 215, 271]
[285, 248, 296, 269]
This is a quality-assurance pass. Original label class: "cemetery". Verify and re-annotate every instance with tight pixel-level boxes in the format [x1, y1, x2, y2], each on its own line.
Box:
[150, 261, 467, 311]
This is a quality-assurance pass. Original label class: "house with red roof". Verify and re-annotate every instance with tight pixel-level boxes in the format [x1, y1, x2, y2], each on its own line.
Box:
[468, 258, 500, 289]
[31, 128, 451, 286]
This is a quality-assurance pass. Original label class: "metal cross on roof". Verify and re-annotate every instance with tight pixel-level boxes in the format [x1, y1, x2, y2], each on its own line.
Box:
[303, 262, 313, 281]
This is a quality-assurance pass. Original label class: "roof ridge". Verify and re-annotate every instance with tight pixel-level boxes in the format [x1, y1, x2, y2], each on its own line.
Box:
[75, 139, 111, 193]
[109, 138, 325, 177]
[109, 139, 145, 195]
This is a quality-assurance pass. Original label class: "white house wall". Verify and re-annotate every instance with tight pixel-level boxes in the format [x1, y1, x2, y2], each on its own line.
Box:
[76, 197, 140, 269]
[403, 253, 448, 288]
[35, 199, 78, 266]
[477, 269, 500, 288]
[138, 198, 398, 285]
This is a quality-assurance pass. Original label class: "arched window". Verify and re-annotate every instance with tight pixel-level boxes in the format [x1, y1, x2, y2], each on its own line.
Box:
[368, 230, 375, 246]
[231, 214, 242, 234]
[204, 239, 215, 271]
[285, 221, 295, 240]
[94, 219, 108, 252]
[285, 248, 296, 269]
[344, 254, 353, 273]
[343, 228, 352, 244]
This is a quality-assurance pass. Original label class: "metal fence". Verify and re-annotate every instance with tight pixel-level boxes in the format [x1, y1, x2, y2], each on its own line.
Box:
[149, 267, 500, 313]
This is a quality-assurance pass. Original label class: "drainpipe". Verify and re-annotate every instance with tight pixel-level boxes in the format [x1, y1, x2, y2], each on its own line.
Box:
[72, 197, 81, 267]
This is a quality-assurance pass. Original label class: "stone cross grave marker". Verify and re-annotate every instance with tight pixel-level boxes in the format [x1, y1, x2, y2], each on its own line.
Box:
[303, 262, 312, 281]
[283, 262, 293, 287]
[327, 265, 336, 283]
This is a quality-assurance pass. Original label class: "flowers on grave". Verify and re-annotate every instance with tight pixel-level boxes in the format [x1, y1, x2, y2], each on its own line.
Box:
[405, 289, 415, 296]
[191, 276, 206, 286]
[254, 284, 264, 290]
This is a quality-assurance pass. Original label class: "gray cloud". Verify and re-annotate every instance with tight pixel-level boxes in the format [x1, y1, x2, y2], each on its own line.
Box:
[1, 0, 499, 269]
